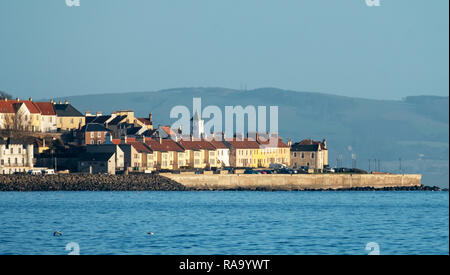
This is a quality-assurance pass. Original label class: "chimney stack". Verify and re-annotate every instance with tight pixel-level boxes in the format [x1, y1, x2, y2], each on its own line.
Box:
[288, 139, 292, 147]
[65, 99, 69, 105]
[29, 97, 33, 102]
[159, 137, 162, 144]
[149, 113, 153, 123]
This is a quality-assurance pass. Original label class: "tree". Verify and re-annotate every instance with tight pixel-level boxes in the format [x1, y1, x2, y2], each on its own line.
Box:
[0, 112, 28, 139]
[0, 91, 12, 100]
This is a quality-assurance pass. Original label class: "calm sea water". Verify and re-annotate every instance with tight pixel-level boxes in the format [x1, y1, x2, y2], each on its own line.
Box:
[0, 191, 448, 255]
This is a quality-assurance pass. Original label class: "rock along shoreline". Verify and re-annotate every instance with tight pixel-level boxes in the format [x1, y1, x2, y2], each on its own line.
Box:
[0, 174, 447, 192]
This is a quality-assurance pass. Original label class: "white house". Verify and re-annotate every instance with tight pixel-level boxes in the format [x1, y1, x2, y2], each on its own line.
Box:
[0, 138, 34, 174]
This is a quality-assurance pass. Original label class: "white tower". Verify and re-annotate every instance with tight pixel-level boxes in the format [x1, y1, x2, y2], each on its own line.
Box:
[191, 111, 204, 139]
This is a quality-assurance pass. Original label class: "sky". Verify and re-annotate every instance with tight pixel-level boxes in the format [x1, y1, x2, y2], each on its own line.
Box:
[0, 0, 448, 100]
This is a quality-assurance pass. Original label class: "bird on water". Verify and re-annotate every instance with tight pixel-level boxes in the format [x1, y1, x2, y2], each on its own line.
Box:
[53, 231, 63, 236]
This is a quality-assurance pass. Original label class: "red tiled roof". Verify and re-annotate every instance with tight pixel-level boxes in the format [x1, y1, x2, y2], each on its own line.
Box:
[178, 139, 216, 151]
[257, 137, 290, 148]
[145, 138, 184, 152]
[137, 118, 152, 125]
[0, 101, 15, 113]
[33, 102, 56, 116]
[160, 126, 177, 137]
[209, 139, 229, 149]
[17, 101, 40, 114]
[225, 138, 260, 149]
[130, 142, 153, 153]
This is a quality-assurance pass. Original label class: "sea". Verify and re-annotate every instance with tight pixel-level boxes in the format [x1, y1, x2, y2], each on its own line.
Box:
[0, 191, 448, 255]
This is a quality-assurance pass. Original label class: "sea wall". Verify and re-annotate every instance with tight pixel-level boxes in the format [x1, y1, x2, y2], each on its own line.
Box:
[163, 174, 422, 191]
[0, 174, 187, 191]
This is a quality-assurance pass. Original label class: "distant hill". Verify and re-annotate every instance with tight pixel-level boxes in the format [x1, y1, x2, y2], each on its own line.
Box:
[51, 87, 449, 188]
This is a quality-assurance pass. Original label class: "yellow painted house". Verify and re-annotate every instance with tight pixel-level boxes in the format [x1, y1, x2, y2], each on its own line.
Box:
[53, 100, 85, 131]
[257, 136, 291, 168]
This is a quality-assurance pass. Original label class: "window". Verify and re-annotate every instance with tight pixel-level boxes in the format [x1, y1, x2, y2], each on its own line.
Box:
[301, 153, 304, 159]
[311, 153, 315, 159]
[90, 140, 94, 145]
[98, 132, 101, 138]
[97, 140, 102, 145]
[294, 152, 297, 157]
[90, 132, 94, 138]
[71, 118, 74, 124]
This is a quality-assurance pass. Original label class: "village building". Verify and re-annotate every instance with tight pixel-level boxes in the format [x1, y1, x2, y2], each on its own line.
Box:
[78, 152, 116, 174]
[53, 100, 85, 131]
[135, 113, 154, 130]
[128, 141, 154, 172]
[178, 138, 218, 169]
[0, 138, 34, 174]
[145, 138, 185, 170]
[209, 139, 230, 167]
[256, 135, 291, 168]
[86, 144, 125, 171]
[80, 123, 111, 145]
[33, 101, 57, 132]
[225, 137, 261, 168]
[290, 139, 328, 172]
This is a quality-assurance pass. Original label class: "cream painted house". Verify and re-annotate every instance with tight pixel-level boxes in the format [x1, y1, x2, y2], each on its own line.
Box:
[0, 138, 34, 174]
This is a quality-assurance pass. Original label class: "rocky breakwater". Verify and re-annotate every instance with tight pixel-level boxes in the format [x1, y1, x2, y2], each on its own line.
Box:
[0, 174, 188, 191]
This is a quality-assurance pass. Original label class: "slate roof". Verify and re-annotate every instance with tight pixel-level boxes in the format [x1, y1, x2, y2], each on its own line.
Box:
[81, 123, 111, 132]
[54, 104, 84, 117]
[90, 115, 111, 124]
[79, 152, 115, 162]
[108, 115, 127, 125]
[290, 144, 321, 152]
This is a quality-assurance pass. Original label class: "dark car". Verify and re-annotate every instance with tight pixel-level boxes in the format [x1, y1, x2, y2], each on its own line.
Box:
[244, 169, 260, 174]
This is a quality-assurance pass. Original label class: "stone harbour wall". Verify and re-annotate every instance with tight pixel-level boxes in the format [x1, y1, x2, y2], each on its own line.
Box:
[163, 174, 423, 191]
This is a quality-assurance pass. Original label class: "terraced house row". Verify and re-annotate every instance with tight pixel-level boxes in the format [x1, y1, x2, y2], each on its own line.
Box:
[0, 98, 85, 132]
[80, 135, 292, 174]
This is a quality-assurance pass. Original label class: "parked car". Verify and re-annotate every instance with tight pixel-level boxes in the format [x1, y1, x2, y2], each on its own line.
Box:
[269, 163, 287, 170]
[277, 168, 297, 174]
[324, 167, 335, 173]
[27, 169, 42, 175]
[244, 169, 260, 174]
[42, 169, 55, 175]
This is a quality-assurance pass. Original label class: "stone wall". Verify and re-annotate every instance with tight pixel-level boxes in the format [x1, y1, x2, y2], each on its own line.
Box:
[163, 174, 422, 191]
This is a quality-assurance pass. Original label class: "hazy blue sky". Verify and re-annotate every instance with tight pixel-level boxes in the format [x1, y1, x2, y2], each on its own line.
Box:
[0, 0, 448, 100]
